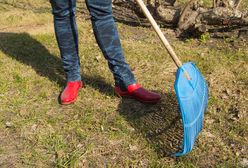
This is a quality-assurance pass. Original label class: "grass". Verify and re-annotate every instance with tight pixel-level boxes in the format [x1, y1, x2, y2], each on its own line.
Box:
[0, 0, 247, 167]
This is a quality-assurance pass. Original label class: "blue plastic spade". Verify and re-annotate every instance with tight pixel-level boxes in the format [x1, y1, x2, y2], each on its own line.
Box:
[136, 0, 209, 156]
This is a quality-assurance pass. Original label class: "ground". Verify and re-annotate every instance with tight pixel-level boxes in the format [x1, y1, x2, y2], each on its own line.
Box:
[0, 0, 247, 167]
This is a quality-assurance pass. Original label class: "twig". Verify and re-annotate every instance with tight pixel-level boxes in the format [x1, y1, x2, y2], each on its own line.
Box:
[235, 0, 242, 10]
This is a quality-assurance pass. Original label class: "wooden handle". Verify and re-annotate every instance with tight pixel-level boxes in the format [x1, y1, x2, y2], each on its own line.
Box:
[135, 0, 183, 68]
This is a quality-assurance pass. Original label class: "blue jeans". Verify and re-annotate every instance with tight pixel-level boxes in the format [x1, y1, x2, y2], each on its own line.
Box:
[50, 0, 136, 90]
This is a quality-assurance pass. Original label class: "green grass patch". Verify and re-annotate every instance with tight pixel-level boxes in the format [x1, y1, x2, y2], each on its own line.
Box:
[0, 0, 247, 167]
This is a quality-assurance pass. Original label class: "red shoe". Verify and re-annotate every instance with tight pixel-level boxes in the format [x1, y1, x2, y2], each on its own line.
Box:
[114, 83, 161, 104]
[60, 81, 83, 105]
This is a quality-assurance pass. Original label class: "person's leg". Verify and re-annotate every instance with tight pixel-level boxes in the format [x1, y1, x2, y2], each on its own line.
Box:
[85, 0, 136, 90]
[86, 0, 161, 103]
[50, 0, 82, 104]
[50, 0, 81, 82]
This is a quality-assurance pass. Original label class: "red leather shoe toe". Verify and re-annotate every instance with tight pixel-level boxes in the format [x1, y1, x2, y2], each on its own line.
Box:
[132, 87, 161, 103]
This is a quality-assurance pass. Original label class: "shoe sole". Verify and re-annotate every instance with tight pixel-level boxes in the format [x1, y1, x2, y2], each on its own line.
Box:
[61, 99, 76, 105]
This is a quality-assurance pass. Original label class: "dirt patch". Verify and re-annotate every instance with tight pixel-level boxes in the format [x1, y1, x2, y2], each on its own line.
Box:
[0, 130, 24, 167]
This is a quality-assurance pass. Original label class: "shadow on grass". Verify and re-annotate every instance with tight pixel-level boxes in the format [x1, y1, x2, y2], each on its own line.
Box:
[0, 32, 113, 96]
[112, 1, 147, 27]
[112, 1, 174, 28]
[118, 92, 183, 157]
[0, 32, 183, 157]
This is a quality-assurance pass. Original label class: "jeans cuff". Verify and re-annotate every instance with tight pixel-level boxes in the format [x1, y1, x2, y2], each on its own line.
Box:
[67, 74, 81, 82]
